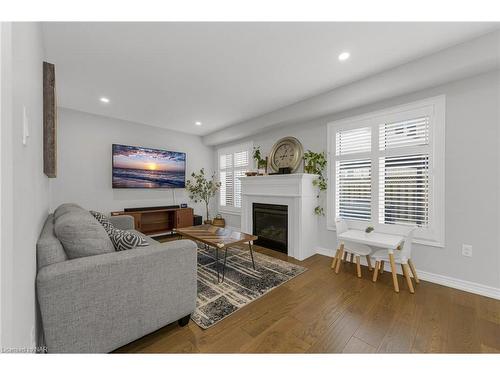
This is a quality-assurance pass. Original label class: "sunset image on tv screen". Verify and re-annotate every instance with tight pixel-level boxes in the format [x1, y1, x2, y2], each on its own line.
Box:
[112, 144, 186, 188]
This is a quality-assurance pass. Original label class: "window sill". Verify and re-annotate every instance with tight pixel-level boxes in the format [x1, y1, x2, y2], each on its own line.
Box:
[217, 208, 242, 216]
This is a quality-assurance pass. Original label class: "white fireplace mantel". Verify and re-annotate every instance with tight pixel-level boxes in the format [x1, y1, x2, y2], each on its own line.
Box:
[240, 173, 319, 261]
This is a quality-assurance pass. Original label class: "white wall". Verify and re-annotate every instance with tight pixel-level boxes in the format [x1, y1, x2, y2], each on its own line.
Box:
[217, 70, 500, 292]
[1, 22, 50, 349]
[50, 108, 215, 218]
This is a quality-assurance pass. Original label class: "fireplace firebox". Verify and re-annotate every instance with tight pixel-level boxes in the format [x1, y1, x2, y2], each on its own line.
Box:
[252, 203, 288, 253]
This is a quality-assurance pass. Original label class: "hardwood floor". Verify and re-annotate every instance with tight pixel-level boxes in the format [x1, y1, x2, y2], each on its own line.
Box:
[114, 245, 500, 353]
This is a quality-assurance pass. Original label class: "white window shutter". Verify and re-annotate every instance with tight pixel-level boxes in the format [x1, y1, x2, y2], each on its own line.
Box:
[234, 170, 246, 208]
[335, 127, 372, 221]
[336, 159, 371, 221]
[379, 117, 431, 227]
[336, 127, 371, 155]
[379, 154, 429, 227]
[379, 116, 430, 150]
[218, 144, 251, 211]
[219, 154, 232, 170]
[234, 151, 249, 167]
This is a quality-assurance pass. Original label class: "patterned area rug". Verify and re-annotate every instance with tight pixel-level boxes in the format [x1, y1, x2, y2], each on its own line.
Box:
[193, 245, 307, 329]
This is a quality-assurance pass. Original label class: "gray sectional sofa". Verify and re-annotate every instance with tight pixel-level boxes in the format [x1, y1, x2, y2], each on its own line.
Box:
[36, 204, 197, 353]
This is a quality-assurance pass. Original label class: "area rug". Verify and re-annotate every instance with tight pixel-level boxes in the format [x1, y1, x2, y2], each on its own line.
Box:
[192, 245, 307, 329]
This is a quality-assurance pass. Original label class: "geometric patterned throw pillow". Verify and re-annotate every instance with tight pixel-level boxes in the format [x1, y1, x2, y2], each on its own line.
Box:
[90, 210, 149, 251]
[89, 210, 114, 235]
[108, 228, 149, 251]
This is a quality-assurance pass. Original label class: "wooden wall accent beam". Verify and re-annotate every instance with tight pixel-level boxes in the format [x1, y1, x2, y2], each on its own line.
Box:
[43, 61, 57, 178]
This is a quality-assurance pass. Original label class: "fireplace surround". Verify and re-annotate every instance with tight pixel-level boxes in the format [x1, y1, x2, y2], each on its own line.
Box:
[240, 173, 319, 260]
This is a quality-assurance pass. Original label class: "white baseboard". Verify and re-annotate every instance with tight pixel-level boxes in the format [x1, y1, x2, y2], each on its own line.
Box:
[315, 247, 500, 300]
[415, 270, 500, 300]
[316, 247, 335, 257]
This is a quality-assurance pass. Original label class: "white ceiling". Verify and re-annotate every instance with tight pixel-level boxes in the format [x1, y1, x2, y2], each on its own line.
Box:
[42, 22, 498, 136]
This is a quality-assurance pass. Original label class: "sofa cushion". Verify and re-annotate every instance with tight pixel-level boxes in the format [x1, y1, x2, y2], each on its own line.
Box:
[109, 228, 149, 251]
[53, 203, 83, 221]
[37, 214, 69, 269]
[54, 208, 115, 259]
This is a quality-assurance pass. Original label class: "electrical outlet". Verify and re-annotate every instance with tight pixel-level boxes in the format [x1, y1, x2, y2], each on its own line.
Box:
[462, 244, 472, 257]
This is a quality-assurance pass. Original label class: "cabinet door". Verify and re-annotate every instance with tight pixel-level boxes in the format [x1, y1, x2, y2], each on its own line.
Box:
[176, 208, 193, 228]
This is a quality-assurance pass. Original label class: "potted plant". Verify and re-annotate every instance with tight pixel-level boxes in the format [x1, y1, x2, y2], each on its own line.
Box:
[303, 150, 327, 215]
[185, 168, 221, 224]
[253, 146, 268, 175]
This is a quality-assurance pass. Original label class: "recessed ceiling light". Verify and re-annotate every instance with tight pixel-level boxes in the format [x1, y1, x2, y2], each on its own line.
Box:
[338, 52, 350, 61]
[100, 97, 110, 103]
[195, 121, 202, 126]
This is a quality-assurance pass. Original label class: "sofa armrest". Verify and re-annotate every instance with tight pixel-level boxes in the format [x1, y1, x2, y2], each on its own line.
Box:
[108, 215, 135, 230]
[36, 239, 197, 353]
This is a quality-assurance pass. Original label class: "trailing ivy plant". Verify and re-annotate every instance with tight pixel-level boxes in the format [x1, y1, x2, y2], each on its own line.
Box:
[185, 168, 221, 221]
[253, 146, 267, 169]
[303, 150, 327, 215]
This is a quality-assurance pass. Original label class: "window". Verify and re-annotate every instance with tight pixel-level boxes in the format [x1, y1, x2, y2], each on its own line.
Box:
[217, 143, 252, 212]
[327, 96, 445, 247]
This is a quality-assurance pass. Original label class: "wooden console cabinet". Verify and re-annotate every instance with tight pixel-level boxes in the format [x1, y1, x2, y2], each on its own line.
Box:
[111, 207, 194, 236]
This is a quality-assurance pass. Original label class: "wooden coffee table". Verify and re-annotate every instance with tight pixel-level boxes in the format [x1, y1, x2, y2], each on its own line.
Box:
[175, 224, 258, 282]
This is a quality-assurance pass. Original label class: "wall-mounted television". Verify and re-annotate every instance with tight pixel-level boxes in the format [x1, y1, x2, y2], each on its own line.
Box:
[112, 144, 186, 188]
